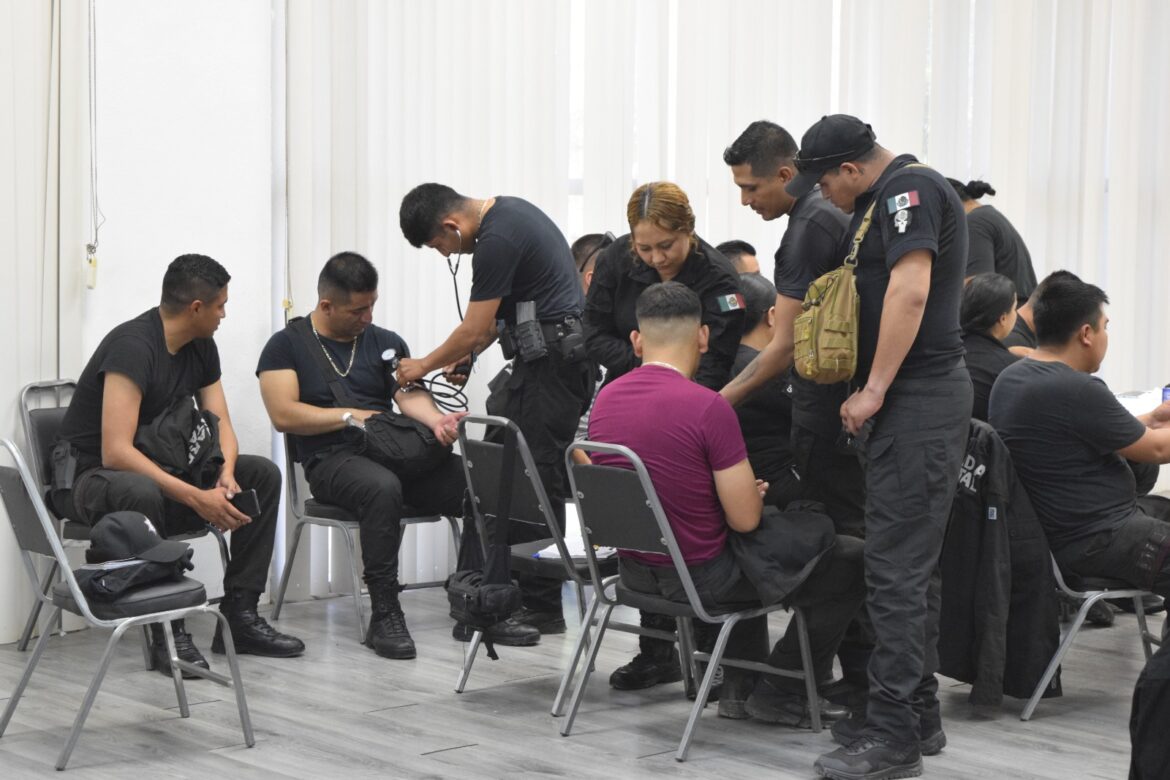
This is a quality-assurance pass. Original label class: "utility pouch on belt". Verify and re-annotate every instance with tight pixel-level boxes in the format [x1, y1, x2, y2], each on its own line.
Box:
[512, 301, 548, 362]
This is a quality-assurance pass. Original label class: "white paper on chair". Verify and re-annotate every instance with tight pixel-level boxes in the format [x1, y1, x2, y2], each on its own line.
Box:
[536, 505, 616, 559]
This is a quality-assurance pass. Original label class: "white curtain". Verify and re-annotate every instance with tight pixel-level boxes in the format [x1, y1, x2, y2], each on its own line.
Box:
[282, 0, 1170, 598]
[0, 0, 89, 643]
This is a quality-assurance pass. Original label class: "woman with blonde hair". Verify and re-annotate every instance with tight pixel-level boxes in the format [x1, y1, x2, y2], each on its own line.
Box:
[584, 181, 745, 392]
[582, 181, 745, 695]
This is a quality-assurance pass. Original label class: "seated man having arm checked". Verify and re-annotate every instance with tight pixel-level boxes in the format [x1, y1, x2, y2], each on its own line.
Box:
[588, 282, 865, 726]
[257, 252, 468, 660]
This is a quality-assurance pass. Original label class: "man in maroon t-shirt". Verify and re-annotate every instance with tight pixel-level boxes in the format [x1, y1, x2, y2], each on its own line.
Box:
[589, 282, 865, 725]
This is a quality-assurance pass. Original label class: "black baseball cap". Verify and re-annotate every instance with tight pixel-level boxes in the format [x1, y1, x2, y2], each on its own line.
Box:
[85, 511, 192, 564]
[786, 114, 877, 198]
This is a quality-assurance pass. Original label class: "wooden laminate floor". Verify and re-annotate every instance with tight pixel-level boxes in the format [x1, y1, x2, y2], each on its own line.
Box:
[0, 587, 1153, 779]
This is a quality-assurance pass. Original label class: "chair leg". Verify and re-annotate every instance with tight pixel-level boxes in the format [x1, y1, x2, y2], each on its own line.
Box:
[1134, 595, 1155, 659]
[552, 593, 602, 717]
[142, 625, 155, 670]
[0, 606, 61, 736]
[676, 616, 738, 762]
[17, 561, 57, 651]
[793, 607, 821, 733]
[55, 620, 133, 770]
[161, 621, 191, 718]
[210, 526, 231, 568]
[272, 521, 307, 621]
[340, 526, 366, 643]
[1022, 592, 1100, 721]
[446, 516, 462, 559]
[210, 610, 255, 748]
[455, 630, 485, 693]
[676, 617, 696, 697]
[561, 603, 616, 737]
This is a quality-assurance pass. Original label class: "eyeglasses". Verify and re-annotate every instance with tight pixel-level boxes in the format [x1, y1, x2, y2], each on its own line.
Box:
[578, 231, 616, 274]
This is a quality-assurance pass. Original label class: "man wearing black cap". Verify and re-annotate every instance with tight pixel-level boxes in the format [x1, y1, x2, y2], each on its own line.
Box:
[785, 116, 972, 780]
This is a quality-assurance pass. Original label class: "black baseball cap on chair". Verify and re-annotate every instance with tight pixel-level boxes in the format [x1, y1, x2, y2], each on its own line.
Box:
[786, 114, 878, 198]
[85, 511, 192, 564]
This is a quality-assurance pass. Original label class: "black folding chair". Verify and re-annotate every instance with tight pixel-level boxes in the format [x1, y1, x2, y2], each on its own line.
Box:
[454, 414, 616, 694]
[271, 434, 461, 642]
[0, 437, 254, 770]
[560, 440, 821, 762]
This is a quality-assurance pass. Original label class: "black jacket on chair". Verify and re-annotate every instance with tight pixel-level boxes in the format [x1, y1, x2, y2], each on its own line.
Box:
[939, 419, 1061, 705]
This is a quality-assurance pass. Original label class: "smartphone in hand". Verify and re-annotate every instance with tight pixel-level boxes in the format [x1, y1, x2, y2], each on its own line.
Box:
[228, 488, 262, 519]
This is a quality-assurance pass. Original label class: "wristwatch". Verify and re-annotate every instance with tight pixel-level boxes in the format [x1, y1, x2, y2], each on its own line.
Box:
[341, 411, 354, 426]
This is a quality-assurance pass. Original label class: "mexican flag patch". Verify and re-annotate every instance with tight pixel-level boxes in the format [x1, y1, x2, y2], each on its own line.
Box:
[715, 293, 745, 312]
[886, 191, 920, 213]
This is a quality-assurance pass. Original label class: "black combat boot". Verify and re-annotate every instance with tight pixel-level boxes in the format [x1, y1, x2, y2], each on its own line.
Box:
[211, 589, 305, 657]
[149, 619, 210, 678]
[366, 580, 416, 659]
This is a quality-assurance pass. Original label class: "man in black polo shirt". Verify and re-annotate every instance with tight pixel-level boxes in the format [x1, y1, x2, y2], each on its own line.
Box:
[785, 116, 972, 780]
[721, 120, 871, 704]
[399, 185, 593, 636]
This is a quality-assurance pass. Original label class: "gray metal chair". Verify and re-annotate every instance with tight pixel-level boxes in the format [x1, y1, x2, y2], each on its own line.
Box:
[454, 415, 617, 695]
[18, 380, 231, 654]
[559, 440, 821, 762]
[0, 437, 254, 770]
[1020, 554, 1161, 720]
[271, 434, 461, 643]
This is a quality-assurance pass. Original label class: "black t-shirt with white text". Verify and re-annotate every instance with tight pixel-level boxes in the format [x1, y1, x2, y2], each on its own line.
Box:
[256, 320, 410, 464]
[989, 359, 1147, 551]
[850, 155, 967, 385]
[469, 196, 584, 325]
[60, 308, 222, 461]
[774, 190, 851, 436]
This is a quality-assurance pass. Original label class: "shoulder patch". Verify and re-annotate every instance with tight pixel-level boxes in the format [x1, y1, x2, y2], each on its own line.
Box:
[714, 293, 745, 313]
[886, 191, 920, 214]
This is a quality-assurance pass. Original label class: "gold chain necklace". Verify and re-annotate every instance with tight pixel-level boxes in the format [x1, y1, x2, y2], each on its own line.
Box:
[310, 314, 359, 377]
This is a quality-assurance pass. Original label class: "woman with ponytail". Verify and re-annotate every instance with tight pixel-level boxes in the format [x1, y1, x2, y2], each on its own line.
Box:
[947, 178, 1038, 302]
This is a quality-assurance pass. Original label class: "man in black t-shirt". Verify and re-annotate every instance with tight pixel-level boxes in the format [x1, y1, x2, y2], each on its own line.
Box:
[722, 119, 864, 537]
[990, 275, 1170, 601]
[399, 184, 593, 638]
[785, 116, 972, 780]
[54, 255, 304, 676]
[1003, 270, 1082, 357]
[257, 252, 476, 659]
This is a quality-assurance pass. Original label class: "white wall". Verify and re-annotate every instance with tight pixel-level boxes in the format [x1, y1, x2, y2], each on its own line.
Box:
[80, 0, 275, 595]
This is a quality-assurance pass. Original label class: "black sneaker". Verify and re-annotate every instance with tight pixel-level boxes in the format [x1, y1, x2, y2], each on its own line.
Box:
[815, 737, 923, 780]
[511, 606, 567, 634]
[609, 651, 684, 690]
[745, 677, 850, 728]
[451, 618, 541, 646]
[149, 620, 210, 679]
[831, 714, 947, 757]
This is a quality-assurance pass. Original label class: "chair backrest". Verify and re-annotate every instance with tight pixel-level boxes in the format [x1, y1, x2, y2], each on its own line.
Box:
[281, 434, 308, 519]
[20, 380, 76, 489]
[566, 440, 715, 621]
[0, 438, 98, 617]
[457, 415, 570, 556]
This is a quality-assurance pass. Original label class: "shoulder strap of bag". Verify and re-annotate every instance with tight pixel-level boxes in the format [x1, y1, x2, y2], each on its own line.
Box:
[288, 316, 360, 408]
[492, 426, 518, 547]
[843, 162, 932, 270]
